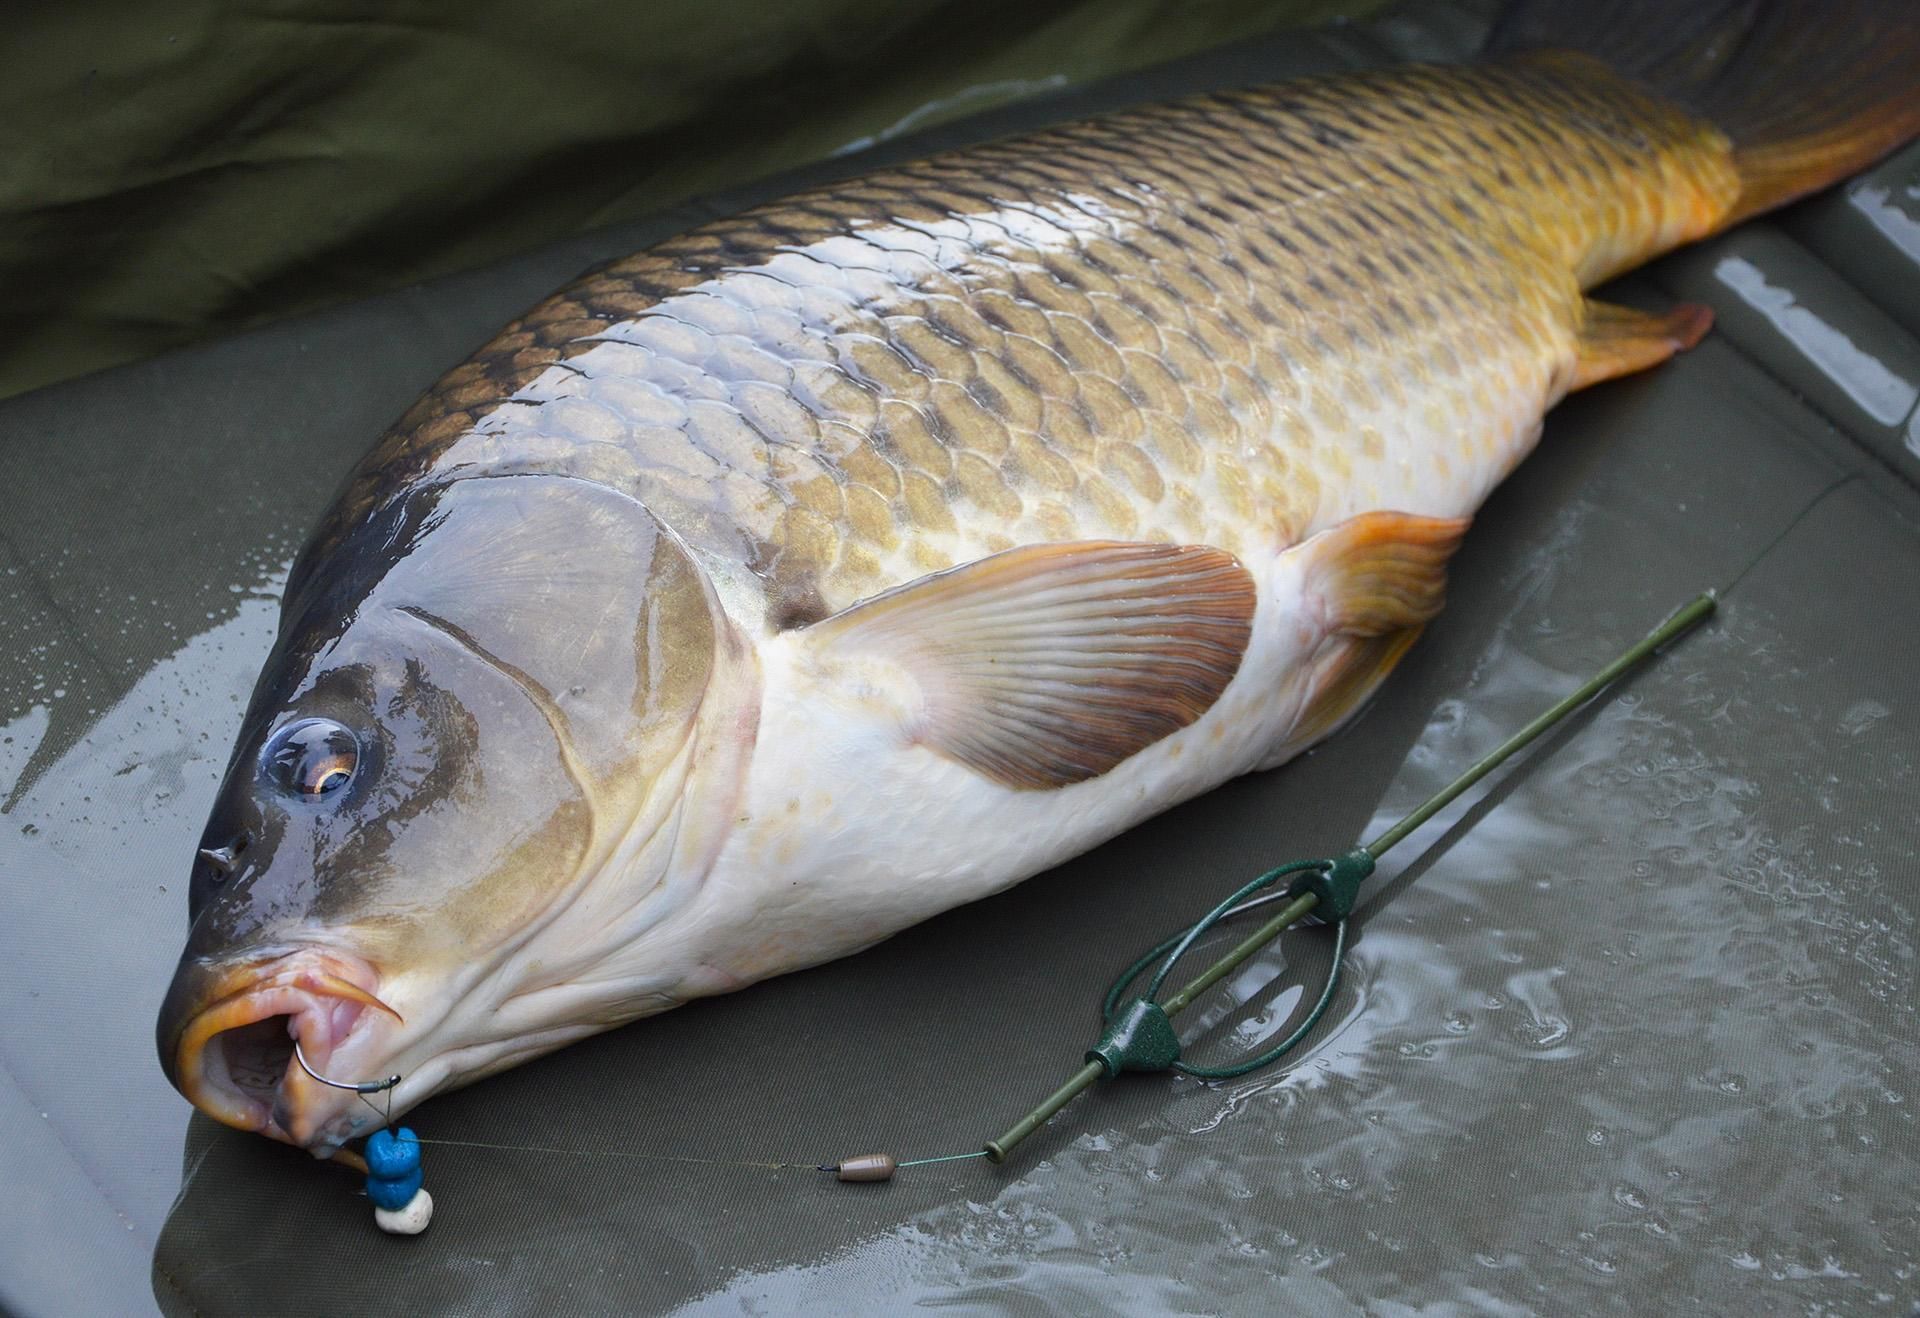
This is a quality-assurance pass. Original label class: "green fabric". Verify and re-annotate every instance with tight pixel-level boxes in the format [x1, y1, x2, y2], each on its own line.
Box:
[0, 0, 1379, 402]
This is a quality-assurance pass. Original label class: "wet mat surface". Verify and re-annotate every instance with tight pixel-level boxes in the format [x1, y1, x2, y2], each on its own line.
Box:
[1, 4, 1917, 1314]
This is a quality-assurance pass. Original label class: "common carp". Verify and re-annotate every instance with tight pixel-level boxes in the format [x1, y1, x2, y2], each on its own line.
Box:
[157, 0, 1920, 1154]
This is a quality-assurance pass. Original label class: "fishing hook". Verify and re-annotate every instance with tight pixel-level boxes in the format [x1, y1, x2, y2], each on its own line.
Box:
[292, 1040, 402, 1096]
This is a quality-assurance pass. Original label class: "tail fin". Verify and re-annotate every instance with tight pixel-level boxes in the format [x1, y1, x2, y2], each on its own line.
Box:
[1489, 0, 1920, 226]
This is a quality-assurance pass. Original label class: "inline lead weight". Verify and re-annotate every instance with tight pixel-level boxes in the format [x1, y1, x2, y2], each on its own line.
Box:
[832, 1153, 899, 1182]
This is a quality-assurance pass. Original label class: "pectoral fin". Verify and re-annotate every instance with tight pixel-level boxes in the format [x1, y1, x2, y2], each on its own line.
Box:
[1287, 510, 1470, 748]
[805, 541, 1256, 789]
[1570, 299, 1714, 391]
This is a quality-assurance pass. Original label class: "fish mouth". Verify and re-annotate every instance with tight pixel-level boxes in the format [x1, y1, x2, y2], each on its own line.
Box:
[161, 952, 403, 1150]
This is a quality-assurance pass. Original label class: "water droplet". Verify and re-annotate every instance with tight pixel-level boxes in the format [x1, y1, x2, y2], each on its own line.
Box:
[1513, 1014, 1571, 1048]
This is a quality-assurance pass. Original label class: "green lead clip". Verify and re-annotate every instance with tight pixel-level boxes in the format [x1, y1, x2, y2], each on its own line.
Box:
[985, 590, 1718, 1164]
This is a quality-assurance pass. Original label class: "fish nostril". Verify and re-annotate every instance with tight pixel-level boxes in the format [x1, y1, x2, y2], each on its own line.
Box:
[197, 830, 251, 879]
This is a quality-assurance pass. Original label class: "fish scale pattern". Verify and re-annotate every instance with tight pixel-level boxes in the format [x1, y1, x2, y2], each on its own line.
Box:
[306, 54, 1736, 629]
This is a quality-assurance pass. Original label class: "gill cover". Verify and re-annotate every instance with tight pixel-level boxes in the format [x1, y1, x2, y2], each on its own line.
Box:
[169, 473, 719, 988]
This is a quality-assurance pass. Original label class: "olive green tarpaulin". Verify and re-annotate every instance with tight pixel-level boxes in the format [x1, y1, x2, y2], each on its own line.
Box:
[0, 0, 1381, 401]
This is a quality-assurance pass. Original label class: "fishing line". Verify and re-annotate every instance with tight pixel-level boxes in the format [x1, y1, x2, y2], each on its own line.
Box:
[897, 1150, 994, 1168]
[1719, 471, 1857, 598]
[302, 1031, 988, 1188]
[318, 590, 1715, 1230]
[358, 1088, 394, 1132]
[403, 1136, 988, 1176]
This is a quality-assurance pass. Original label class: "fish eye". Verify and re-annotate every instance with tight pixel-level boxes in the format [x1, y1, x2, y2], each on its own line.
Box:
[262, 718, 362, 798]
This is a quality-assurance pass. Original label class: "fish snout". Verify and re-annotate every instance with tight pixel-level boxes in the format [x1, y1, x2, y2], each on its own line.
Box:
[157, 950, 403, 1149]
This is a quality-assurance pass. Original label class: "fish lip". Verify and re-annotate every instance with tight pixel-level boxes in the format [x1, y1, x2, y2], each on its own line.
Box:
[164, 951, 403, 1149]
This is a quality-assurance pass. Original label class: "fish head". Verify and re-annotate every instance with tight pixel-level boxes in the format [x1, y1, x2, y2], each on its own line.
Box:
[157, 473, 753, 1153]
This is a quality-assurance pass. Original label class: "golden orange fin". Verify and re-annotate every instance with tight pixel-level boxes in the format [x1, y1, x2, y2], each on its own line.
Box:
[1728, 112, 1920, 228]
[1570, 300, 1714, 392]
[1282, 510, 1471, 750]
[805, 541, 1255, 790]
[1290, 628, 1427, 749]
[1490, 1, 1920, 228]
[1306, 510, 1471, 637]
